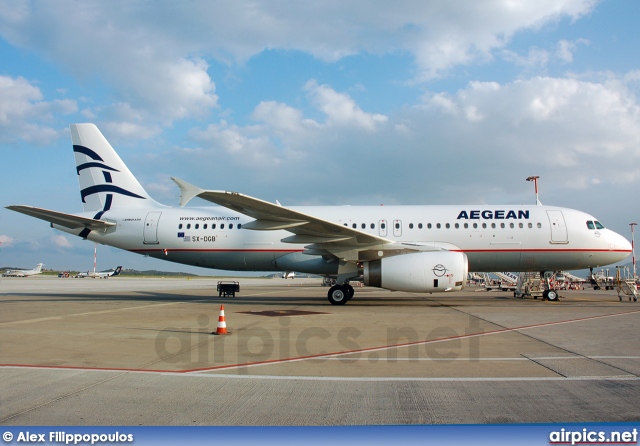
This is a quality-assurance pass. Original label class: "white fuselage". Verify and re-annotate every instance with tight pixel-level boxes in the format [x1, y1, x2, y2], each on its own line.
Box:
[53, 204, 631, 275]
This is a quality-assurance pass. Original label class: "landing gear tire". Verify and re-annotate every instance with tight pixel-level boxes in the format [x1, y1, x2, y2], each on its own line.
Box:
[328, 285, 349, 305]
[344, 284, 355, 300]
[546, 290, 558, 301]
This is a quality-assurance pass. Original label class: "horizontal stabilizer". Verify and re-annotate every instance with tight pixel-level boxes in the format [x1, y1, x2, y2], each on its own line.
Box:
[6, 205, 115, 231]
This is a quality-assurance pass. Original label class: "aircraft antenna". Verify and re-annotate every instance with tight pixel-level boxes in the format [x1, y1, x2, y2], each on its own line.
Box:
[526, 176, 541, 205]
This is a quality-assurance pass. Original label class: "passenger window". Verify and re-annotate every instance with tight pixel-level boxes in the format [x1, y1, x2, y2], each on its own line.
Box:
[370, 223, 375, 229]
[187, 224, 191, 229]
[229, 224, 233, 229]
[427, 223, 432, 229]
[238, 224, 242, 229]
[212, 224, 216, 229]
[491, 223, 496, 229]
[436, 223, 441, 229]
[418, 223, 423, 229]
[409, 223, 414, 229]
[395, 223, 400, 229]
[445, 223, 450, 229]
[455, 223, 459, 229]
[482, 223, 487, 229]
[204, 224, 207, 229]
[464, 223, 468, 229]
[352, 223, 357, 229]
[221, 224, 225, 229]
[195, 224, 199, 229]
[528, 223, 532, 228]
[381, 223, 386, 229]
[179, 224, 183, 229]
[587, 221, 595, 230]
[537, 223, 542, 228]
[362, 223, 366, 229]
[500, 223, 505, 228]
[595, 221, 605, 229]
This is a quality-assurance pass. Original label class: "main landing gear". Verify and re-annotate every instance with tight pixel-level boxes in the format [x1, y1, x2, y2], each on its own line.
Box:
[542, 289, 558, 301]
[327, 284, 355, 305]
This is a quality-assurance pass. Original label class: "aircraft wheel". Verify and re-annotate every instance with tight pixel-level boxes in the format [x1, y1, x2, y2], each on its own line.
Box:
[547, 290, 558, 301]
[345, 284, 355, 300]
[328, 285, 349, 305]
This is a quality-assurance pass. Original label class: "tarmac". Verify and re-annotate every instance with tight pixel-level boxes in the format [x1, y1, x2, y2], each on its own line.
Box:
[1, 276, 639, 425]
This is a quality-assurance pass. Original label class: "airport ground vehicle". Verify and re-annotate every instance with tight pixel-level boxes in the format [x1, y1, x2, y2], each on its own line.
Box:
[217, 281, 240, 297]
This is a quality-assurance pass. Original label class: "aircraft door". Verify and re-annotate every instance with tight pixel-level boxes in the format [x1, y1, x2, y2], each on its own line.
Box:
[143, 211, 162, 244]
[546, 210, 568, 243]
[379, 220, 388, 237]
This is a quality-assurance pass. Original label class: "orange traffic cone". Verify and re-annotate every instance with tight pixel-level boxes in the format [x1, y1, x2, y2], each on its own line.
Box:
[213, 305, 229, 335]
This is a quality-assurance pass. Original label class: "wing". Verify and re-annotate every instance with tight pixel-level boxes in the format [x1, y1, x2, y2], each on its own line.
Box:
[171, 177, 440, 262]
[6, 205, 115, 231]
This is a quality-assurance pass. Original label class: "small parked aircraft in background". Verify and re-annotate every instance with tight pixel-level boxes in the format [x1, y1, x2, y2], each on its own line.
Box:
[2, 263, 44, 277]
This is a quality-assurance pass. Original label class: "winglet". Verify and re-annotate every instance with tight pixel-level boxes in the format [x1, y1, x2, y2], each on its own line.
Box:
[170, 177, 204, 207]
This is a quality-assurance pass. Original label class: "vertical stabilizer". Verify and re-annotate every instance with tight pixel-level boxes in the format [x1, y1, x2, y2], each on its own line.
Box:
[71, 124, 161, 213]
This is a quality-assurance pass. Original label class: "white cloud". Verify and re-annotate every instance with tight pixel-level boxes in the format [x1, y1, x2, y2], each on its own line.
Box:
[0, 235, 15, 247]
[0, 0, 599, 115]
[51, 235, 72, 249]
[0, 75, 76, 144]
[502, 47, 550, 69]
[416, 76, 640, 190]
[251, 101, 319, 136]
[555, 38, 590, 63]
[304, 80, 387, 131]
[170, 74, 640, 208]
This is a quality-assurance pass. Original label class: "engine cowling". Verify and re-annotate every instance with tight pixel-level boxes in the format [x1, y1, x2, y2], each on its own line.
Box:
[364, 251, 468, 293]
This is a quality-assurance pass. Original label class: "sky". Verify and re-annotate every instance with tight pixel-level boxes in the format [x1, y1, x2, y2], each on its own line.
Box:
[1, 0, 639, 274]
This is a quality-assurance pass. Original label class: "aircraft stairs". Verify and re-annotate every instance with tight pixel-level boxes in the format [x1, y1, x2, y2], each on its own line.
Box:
[615, 267, 638, 302]
[560, 271, 584, 282]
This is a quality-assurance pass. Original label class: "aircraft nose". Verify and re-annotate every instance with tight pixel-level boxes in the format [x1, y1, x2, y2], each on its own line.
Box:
[609, 230, 632, 259]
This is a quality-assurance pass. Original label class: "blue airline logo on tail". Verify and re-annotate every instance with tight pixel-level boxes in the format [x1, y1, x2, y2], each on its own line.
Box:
[73, 145, 146, 204]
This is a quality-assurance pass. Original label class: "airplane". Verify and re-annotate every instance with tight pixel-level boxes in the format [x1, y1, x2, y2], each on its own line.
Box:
[2, 263, 44, 277]
[75, 266, 122, 279]
[6, 123, 632, 304]
[282, 271, 296, 279]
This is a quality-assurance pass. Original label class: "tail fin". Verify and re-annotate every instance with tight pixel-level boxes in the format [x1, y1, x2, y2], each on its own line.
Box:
[33, 263, 43, 274]
[112, 266, 122, 276]
[70, 124, 161, 213]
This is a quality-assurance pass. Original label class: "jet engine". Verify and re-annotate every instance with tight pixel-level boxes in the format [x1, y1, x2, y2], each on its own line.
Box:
[364, 251, 468, 293]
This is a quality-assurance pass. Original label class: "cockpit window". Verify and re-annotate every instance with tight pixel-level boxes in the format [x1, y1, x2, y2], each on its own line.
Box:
[587, 220, 606, 230]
